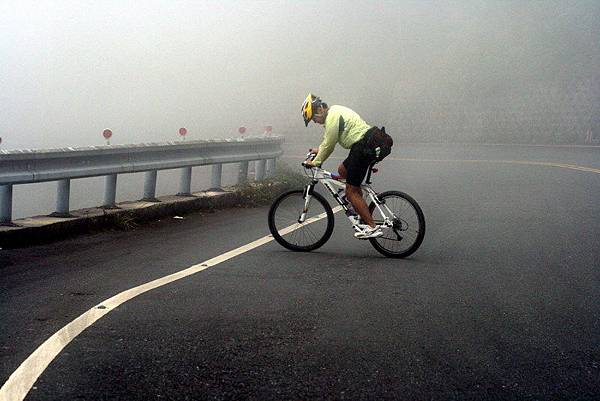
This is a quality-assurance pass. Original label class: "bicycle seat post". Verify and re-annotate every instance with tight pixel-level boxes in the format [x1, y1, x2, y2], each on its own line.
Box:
[365, 163, 376, 185]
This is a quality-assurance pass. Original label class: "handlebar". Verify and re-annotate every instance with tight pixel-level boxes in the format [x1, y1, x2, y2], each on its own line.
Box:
[301, 151, 317, 168]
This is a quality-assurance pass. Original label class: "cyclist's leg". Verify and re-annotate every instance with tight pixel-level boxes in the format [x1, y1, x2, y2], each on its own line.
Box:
[345, 184, 375, 227]
[338, 162, 372, 225]
[342, 142, 371, 185]
[343, 147, 376, 227]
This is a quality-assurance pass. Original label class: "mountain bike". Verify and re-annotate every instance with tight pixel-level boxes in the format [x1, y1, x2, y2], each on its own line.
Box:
[268, 153, 425, 258]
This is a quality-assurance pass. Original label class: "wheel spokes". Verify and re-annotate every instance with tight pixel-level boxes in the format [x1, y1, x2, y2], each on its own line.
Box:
[371, 195, 422, 254]
[272, 193, 330, 249]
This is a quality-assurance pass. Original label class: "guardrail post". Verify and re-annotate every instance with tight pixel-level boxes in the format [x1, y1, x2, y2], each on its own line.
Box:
[52, 179, 72, 217]
[210, 164, 223, 190]
[142, 170, 160, 202]
[266, 158, 276, 177]
[0, 184, 14, 225]
[178, 167, 193, 196]
[255, 159, 266, 181]
[238, 161, 249, 184]
[103, 174, 118, 208]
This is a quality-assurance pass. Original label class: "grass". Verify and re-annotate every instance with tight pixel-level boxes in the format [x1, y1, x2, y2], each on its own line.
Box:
[111, 212, 139, 231]
[235, 163, 308, 206]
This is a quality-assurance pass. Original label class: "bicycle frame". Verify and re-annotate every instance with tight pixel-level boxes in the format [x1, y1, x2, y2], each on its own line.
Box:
[300, 166, 397, 231]
[269, 155, 425, 257]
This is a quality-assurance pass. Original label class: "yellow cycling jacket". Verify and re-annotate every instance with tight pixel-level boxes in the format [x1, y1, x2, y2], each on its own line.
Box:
[313, 105, 372, 166]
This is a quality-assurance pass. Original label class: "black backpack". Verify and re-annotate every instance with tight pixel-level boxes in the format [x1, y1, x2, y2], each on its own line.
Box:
[366, 126, 393, 162]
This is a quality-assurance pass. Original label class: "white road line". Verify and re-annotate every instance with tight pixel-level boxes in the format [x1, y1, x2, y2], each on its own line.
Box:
[388, 158, 600, 175]
[389, 141, 600, 149]
[285, 156, 600, 175]
[0, 205, 343, 401]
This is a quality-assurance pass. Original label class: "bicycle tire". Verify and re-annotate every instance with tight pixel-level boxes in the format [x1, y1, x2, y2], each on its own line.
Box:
[268, 189, 335, 252]
[368, 190, 425, 258]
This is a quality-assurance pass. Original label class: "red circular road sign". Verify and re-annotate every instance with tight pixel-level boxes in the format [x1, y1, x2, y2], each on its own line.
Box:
[179, 127, 188, 136]
[238, 126, 246, 134]
[102, 129, 112, 139]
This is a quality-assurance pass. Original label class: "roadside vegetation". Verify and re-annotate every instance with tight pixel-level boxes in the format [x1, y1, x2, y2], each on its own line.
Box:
[235, 163, 308, 206]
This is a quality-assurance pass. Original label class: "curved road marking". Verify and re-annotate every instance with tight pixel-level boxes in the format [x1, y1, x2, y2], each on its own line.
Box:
[3, 156, 599, 399]
[394, 142, 600, 149]
[0, 206, 343, 401]
[388, 158, 600, 175]
[287, 156, 600, 175]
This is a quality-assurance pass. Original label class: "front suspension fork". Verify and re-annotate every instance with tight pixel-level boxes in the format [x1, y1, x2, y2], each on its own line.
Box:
[299, 182, 316, 223]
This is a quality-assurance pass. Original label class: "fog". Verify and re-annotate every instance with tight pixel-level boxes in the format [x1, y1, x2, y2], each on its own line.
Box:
[1, 0, 598, 150]
[1, 1, 599, 218]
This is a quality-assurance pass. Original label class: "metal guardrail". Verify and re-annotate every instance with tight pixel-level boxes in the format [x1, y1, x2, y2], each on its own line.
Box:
[0, 136, 284, 225]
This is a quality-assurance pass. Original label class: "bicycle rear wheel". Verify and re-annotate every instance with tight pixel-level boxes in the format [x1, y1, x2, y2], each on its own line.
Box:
[268, 190, 334, 252]
[368, 190, 425, 258]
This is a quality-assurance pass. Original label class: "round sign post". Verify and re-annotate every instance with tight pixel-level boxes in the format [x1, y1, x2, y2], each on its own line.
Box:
[264, 125, 273, 136]
[238, 126, 246, 138]
[102, 129, 113, 145]
[177, 127, 191, 195]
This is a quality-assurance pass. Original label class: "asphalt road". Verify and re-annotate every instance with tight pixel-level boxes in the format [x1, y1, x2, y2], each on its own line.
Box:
[1, 144, 599, 400]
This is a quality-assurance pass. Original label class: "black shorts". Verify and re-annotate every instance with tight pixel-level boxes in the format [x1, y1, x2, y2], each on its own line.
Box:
[342, 127, 378, 186]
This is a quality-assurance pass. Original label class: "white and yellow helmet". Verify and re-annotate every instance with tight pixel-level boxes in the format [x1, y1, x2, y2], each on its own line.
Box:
[301, 93, 322, 126]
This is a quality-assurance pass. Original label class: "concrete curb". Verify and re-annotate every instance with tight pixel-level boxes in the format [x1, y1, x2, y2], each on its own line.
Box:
[0, 189, 246, 249]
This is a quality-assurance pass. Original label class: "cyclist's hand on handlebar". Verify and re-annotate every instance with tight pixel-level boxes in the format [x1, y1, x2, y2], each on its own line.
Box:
[302, 160, 317, 168]
[302, 150, 318, 168]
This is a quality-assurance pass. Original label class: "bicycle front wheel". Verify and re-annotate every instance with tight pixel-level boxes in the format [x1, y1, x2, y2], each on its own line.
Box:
[268, 190, 334, 252]
[368, 190, 425, 258]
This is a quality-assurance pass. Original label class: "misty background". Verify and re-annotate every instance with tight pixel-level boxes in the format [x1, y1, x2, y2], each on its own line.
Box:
[1, 0, 599, 150]
[1, 1, 599, 219]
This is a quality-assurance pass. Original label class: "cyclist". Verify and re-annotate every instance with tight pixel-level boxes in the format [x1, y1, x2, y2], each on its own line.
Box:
[301, 93, 392, 239]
